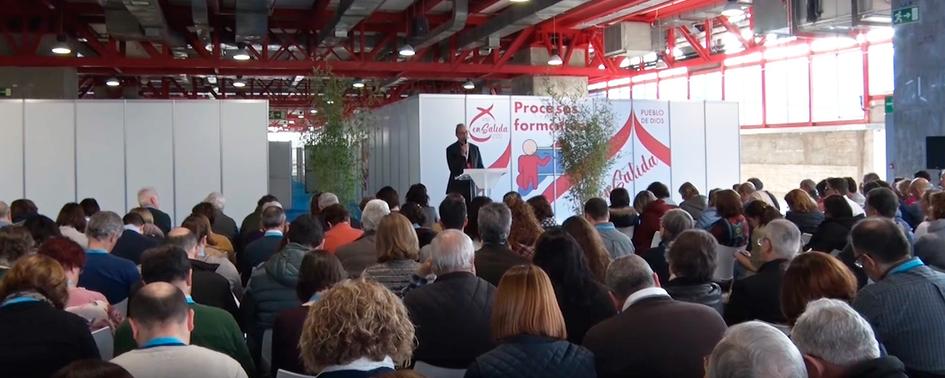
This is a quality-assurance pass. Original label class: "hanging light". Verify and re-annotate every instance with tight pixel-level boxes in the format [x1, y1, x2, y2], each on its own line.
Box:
[232, 43, 251, 61]
[297, 113, 305, 119]
[232, 77, 246, 88]
[352, 78, 365, 88]
[509, 0, 529, 2]
[721, 0, 744, 17]
[548, 50, 563, 66]
[309, 109, 317, 114]
[463, 80, 475, 90]
[51, 35, 71, 55]
[105, 77, 120, 87]
[598, 63, 606, 70]
[398, 43, 416, 57]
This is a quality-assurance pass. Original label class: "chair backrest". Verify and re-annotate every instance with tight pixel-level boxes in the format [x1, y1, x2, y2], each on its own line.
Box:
[414, 361, 467, 378]
[800, 233, 813, 246]
[616, 226, 634, 240]
[713, 244, 741, 282]
[113, 298, 128, 319]
[261, 329, 274, 373]
[276, 369, 317, 378]
[92, 326, 114, 360]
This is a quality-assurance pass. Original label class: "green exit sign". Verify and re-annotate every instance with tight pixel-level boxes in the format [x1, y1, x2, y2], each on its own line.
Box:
[269, 110, 285, 120]
[893, 6, 919, 25]
[0, 88, 11, 97]
[885, 96, 893, 114]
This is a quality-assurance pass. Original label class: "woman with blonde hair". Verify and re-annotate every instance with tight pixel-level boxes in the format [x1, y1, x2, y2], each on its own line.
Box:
[561, 216, 612, 283]
[129, 207, 164, 239]
[0, 255, 99, 377]
[363, 213, 421, 297]
[784, 189, 824, 234]
[299, 279, 414, 377]
[502, 193, 543, 260]
[466, 265, 596, 377]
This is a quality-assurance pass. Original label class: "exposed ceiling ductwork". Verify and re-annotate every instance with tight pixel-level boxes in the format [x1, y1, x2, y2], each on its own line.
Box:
[191, 0, 211, 43]
[410, 0, 468, 49]
[104, 0, 185, 47]
[235, 0, 274, 42]
[316, 0, 386, 47]
[458, 0, 592, 50]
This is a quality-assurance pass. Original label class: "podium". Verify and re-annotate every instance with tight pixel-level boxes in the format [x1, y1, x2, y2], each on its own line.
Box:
[456, 168, 507, 198]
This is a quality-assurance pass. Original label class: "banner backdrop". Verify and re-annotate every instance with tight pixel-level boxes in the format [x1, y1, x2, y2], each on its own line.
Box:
[378, 95, 740, 222]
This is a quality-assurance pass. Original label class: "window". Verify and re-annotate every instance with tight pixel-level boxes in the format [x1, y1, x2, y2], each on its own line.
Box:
[690, 72, 723, 101]
[868, 43, 894, 95]
[607, 86, 630, 99]
[765, 58, 810, 124]
[724, 65, 763, 125]
[811, 49, 865, 121]
[632, 82, 657, 99]
[658, 77, 688, 100]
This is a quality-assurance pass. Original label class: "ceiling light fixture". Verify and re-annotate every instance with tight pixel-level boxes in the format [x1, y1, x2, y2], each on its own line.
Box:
[548, 50, 563, 66]
[51, 35, 71, 55]
[398, 43, 416, 57]
[463, 80, 475, 90]
[105, 77, 120, 87]
[721, 0, 744, 17]
[232, 43, 251, 61]
[232, 76, 246, 88]
[297, 114, 305, 119]
[352, 78, 365, 88]
[310, 109, 317, 114]
[510, 0, 529, 2]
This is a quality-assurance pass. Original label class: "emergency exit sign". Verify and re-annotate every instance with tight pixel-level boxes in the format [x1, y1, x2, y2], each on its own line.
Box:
[0, 88, 11, 97]
[893, 6, 919, 25]
[269, 110, 285, 120]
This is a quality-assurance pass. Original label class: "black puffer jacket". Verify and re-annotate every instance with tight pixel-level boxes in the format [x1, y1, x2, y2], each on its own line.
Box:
[609, 207, 638, 229]
[847, 355, 908, 378]
[664, 277, 723, 315]
[465, 335, 596, 378]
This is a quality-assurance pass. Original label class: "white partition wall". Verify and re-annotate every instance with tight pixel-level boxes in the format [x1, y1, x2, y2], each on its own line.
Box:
[669, 101, 708, 204]
[0, 99, 268, 227]
[77, 101, 126, 214]
[25, 100, 76, 214]
[0, 100, 24, 201]
[705, 101, 742, 191]
[125, 102, 175, 219]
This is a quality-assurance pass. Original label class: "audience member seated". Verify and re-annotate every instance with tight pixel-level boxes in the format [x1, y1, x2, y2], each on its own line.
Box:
[632, 190, 657, 220]
[914, 188, 940, 237]
[851, 218, 945, 376]
[401, 202, 437, 248]
[113, 245, 254, 376]
[561, 216, 612, 283]
[418, 194, 466, 262]
[272, 251, 345, 376]
[111, 212, 160, 264]
[137, 187, 173, 234]
[609, 188, 640, 238]
[376, 186, 402, 212]
[338, 199, 391, 277]
[0, 226, 34, 278]
[0, 201, 10, 228]
[741, 200, 783, 272]
[183, 213, 233, 262]
[503, 192, 542, 259]
[527, 195, 557, 229]
[792, 298, 908, 378]
[584, 254, 725, 378]
[641, 209, 693, 284]
[240, 205, 287, 284]
[53, 360, 132, 378]
[239, 194, 281, 248]
[634, 182, 675, 252]
[678, 182, 708, 220]
[322, 204, 364, 253]
[839, 188, 911, 288]
[904, 178, 931, 229]
[846, 177, 867, 207]
[128, 206, 165, 239]
[726, 220, 801, 325]
[243, 214, 323, 359]
[585, 198, 634, 259]
[80, 198, 100, 218]
[176, 218, 242, 295]
[780, 252, 857, 326]
[464, 196, 493, 246]
[299, 279, 414, 377]
[665, 229, 723, 314]
[467, 265, 595, 378]
[784, 189, 825, 235]
[38, 237, 117, 329]
[192, 202, 235, 254]
[696, 189, 722, 229]
[801, 178, 821, 202]
[473, 203, 528, 286]
[112, 282, 248, 378]
[205, 192, 240, 245]
[78, 211, 140, 304]
[707, 189, 750, 284]
[404, 230, 495, 371]
[705, 321, 807, 378]
[363, 213, 422, 297]
[826, 177, 866, 218]
[164, 228, 239, 317]
[805, 195, 857, 253]
[406, 183, 438, 228]
[56, 202, 89, 248]
[0, 255, 99, 377]
[533, 229, 616, 344]
[917, 192, 945, 240]
[24, 214, 61, 245]
[10, 198, 38, 224]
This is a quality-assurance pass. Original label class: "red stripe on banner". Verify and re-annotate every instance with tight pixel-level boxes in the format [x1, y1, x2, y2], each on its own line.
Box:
[489, 141, 512, 168]
[544, 112, 636, 201]
[632, 116, 672, 166]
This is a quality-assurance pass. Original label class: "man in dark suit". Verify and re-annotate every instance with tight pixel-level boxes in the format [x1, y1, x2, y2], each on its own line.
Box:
[112, 212, 160, 265]
[446, 123, 484, 203]
[239, 206, 286, 285]
[137, 187, 172, 233]
[473, 203, 528, 286]
[583, 255, 726, 378]
[726, 219, 801, 325]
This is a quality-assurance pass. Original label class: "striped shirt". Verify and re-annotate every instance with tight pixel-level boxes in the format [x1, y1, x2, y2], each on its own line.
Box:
[363, 259, 421, 298]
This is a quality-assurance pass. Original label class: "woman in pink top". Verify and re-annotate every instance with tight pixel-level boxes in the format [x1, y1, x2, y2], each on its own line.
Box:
[322, 204, 364, 253]
[37, 237, 119, 329]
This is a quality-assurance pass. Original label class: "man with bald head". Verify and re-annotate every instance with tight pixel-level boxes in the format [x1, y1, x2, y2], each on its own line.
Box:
[112, 282, 247, 378]
[583, 255, 726, 378]
[112, 245, 254, 376]
[446, 123, 484, 202]
[165, 228, 238, 317]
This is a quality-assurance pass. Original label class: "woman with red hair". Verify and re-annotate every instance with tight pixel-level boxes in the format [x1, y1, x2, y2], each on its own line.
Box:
[38, 237, 118, 329]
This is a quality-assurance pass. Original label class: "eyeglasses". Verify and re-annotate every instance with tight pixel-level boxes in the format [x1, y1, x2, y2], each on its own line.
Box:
[854, 252, 868, 269]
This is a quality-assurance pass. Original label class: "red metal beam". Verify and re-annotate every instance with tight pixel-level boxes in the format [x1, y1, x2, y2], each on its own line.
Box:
[717, 16, 751, 50]
[677, 26, 710, 61]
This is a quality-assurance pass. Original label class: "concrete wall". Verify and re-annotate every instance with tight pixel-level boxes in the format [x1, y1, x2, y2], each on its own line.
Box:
[740, 126, 885, 199]
[890, 0, 945, 178]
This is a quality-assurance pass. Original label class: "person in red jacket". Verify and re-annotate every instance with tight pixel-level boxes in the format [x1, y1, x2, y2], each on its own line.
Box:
[633, 182, 676, 252]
